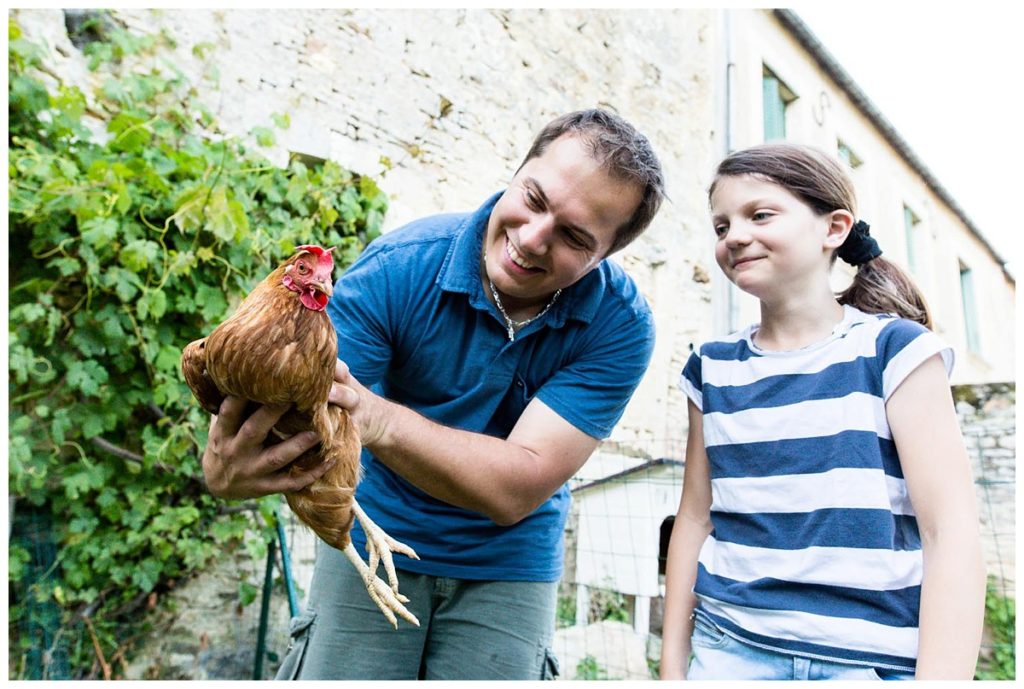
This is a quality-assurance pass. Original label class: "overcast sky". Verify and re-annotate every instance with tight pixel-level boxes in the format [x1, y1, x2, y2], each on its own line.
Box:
[792, 3, 1020, 277]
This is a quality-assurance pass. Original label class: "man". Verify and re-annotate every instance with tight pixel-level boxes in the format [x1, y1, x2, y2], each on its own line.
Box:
[202, 109, 665, 679]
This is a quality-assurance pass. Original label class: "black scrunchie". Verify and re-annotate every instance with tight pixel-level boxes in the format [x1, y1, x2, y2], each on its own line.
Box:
[837, 220, 882, 266]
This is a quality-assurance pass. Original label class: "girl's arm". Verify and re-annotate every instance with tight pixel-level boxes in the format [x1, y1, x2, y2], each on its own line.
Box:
[660, 401, 714, 680]
[886, 354, 986, 679]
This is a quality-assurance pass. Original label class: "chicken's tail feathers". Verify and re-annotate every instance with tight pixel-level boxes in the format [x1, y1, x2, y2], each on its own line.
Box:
[285, 404, 363, 550]
[181, 338, 225, 415]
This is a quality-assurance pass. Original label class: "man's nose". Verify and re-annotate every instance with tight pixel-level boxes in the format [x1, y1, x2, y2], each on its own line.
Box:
[518, 214, 555, 255]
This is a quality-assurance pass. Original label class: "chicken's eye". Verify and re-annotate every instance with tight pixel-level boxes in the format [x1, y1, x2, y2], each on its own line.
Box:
[297, 263, 309, 274]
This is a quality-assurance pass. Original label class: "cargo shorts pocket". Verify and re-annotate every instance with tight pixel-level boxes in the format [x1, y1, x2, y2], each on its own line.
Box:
[276, 611, 317, 680]
[540, 647, 560, 680]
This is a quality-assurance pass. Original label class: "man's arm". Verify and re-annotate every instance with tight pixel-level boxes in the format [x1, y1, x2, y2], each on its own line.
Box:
[331, 360, 599, 526]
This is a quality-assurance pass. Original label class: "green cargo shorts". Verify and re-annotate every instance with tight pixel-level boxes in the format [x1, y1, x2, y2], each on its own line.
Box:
[275, 541, 561, 680]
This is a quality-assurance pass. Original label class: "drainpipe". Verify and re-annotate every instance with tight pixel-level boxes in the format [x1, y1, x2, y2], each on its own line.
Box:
[715, 8, 738, 335]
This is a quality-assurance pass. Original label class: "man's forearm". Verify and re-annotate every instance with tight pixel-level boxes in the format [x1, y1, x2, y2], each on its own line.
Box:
[362, 393, 550, 525]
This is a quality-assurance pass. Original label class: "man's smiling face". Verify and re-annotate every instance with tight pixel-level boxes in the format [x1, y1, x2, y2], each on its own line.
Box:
[482, 134, 643, 313]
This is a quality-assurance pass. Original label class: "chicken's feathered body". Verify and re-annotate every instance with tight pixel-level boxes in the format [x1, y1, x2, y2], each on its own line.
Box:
[181, 246, 418, 627]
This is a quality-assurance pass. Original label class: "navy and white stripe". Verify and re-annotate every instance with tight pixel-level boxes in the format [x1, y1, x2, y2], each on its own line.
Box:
[680, 305, 953, 670]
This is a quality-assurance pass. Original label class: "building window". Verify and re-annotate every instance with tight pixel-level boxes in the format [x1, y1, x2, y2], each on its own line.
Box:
[762, 65, 796, 141]
[903, 205, 920, 273]
[837, 139, 863, 169]
[959, 260, 981, 354]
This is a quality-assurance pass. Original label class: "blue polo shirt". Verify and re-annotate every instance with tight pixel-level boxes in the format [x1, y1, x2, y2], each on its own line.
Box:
[327, 192, 655, 581]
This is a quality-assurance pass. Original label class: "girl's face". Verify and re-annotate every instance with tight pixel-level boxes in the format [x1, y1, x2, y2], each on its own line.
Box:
[710, 174, 835, 300]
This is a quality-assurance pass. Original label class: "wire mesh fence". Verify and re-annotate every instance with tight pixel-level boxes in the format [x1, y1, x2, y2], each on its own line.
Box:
[554, 418, 1016, 680]
[9, 393, 1014, 680]
[270, 408, 1016, 681]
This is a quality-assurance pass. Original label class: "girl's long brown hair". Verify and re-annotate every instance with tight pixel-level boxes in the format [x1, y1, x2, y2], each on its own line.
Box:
[710, 143, 932, 328]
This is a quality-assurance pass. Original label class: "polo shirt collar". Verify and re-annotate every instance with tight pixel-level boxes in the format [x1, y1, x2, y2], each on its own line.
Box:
[437, 191, 605, 326]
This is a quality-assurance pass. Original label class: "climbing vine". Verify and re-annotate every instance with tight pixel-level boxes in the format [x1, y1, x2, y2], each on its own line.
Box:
[975, 578, 1016, 680]
[8, 15, 386, 678]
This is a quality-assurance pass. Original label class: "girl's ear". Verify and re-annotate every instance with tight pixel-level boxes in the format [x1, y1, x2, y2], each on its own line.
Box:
[823, 210, 855, 251]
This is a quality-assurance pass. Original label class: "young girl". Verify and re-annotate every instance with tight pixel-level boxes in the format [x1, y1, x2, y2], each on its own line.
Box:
[660, 143, 986, 681]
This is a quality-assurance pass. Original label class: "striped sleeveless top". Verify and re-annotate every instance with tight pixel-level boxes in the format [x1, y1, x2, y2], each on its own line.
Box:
[679, 305, 953, 670]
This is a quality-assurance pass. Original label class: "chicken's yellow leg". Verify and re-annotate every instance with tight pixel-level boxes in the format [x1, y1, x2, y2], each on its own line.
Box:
[352, 500, 420, 594]
[342, 543, 420, 629]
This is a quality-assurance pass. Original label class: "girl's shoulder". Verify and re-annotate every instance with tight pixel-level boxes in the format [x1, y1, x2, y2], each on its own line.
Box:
[842, 307, 955, 385]
[691, 325, 755, 360]
[843, 307, 944, 350]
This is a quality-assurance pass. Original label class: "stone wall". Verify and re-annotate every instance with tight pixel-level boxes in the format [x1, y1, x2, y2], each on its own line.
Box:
[13, 6, 721, 458]
[11, 7, 723, 678]
[955, 383, 1016, 591]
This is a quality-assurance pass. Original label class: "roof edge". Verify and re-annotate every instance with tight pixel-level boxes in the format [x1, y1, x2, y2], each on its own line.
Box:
[774, 9, 1014, 284]
[572, 457, 685, 494]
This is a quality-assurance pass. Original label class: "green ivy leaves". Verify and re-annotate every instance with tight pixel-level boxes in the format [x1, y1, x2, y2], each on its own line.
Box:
[8, 16, 388, 678]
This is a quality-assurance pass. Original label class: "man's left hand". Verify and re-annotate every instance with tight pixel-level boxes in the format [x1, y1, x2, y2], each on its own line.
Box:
[328, 358, 389, 448]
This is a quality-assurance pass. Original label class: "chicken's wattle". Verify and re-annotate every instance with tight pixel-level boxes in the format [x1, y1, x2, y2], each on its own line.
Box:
[300, 287, 330, 311]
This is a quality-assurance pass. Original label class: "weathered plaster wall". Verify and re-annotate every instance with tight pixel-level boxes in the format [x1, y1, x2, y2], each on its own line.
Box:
[14, 7, 720, 456]
[11, 7, 722, 678]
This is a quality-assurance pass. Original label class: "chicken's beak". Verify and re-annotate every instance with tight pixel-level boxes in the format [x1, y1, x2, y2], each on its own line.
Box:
[316, 280, 333, 298]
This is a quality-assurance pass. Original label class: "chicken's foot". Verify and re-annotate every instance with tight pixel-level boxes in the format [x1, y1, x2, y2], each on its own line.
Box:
[342, 543, 420, 628]
[353, 500, 420, 594]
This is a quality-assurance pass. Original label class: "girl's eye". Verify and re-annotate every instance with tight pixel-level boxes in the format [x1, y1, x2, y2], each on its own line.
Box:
[713, 225, 728, 237]
[524, 190, 542, 211]
[752, 211, 772, 221]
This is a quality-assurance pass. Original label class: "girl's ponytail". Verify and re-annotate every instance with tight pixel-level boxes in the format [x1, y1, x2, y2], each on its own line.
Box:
[837, 244, 933, 329]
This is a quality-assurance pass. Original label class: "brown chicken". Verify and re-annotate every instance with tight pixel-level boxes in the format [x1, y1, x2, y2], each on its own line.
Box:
[181, 245, 419, 628]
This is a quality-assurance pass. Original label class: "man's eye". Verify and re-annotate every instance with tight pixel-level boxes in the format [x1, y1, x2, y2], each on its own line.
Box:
[524, 191, 541, 210]
[563, 230, 585, 248]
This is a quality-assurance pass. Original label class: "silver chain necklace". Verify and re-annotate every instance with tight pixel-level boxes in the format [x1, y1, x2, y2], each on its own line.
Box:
[488, 279, 561, 342]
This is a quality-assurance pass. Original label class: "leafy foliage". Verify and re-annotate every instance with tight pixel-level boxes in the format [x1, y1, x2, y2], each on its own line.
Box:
[975, 578, 1015, 680]
[556, 593, 576, 628]
[575, 654, 609, 680]
[587, 585, 631, 624]
[8, 17, 386, 678]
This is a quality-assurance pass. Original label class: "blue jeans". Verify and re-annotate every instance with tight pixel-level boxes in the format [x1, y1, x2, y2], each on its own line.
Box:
[275, 541, 560, 680]
[688, 614, 915, 681]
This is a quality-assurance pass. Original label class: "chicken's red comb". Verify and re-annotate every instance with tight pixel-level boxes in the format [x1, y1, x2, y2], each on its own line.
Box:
[295, 245, 336, 257]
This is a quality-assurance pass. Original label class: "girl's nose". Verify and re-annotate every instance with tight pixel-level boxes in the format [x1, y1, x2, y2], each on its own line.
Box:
[724, 224, 752, 248]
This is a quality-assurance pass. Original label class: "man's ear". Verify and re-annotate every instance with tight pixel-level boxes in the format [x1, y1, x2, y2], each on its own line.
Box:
[823, 210, 855, 251]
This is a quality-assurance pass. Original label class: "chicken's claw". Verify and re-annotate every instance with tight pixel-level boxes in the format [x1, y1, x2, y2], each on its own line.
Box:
[353, 500, 420, 594]
[343, 543, 419, 628]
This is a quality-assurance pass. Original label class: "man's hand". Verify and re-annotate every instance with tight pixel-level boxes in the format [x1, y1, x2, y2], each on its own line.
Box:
[202, 396, 333, 499]
[328, 359, 389, 448]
